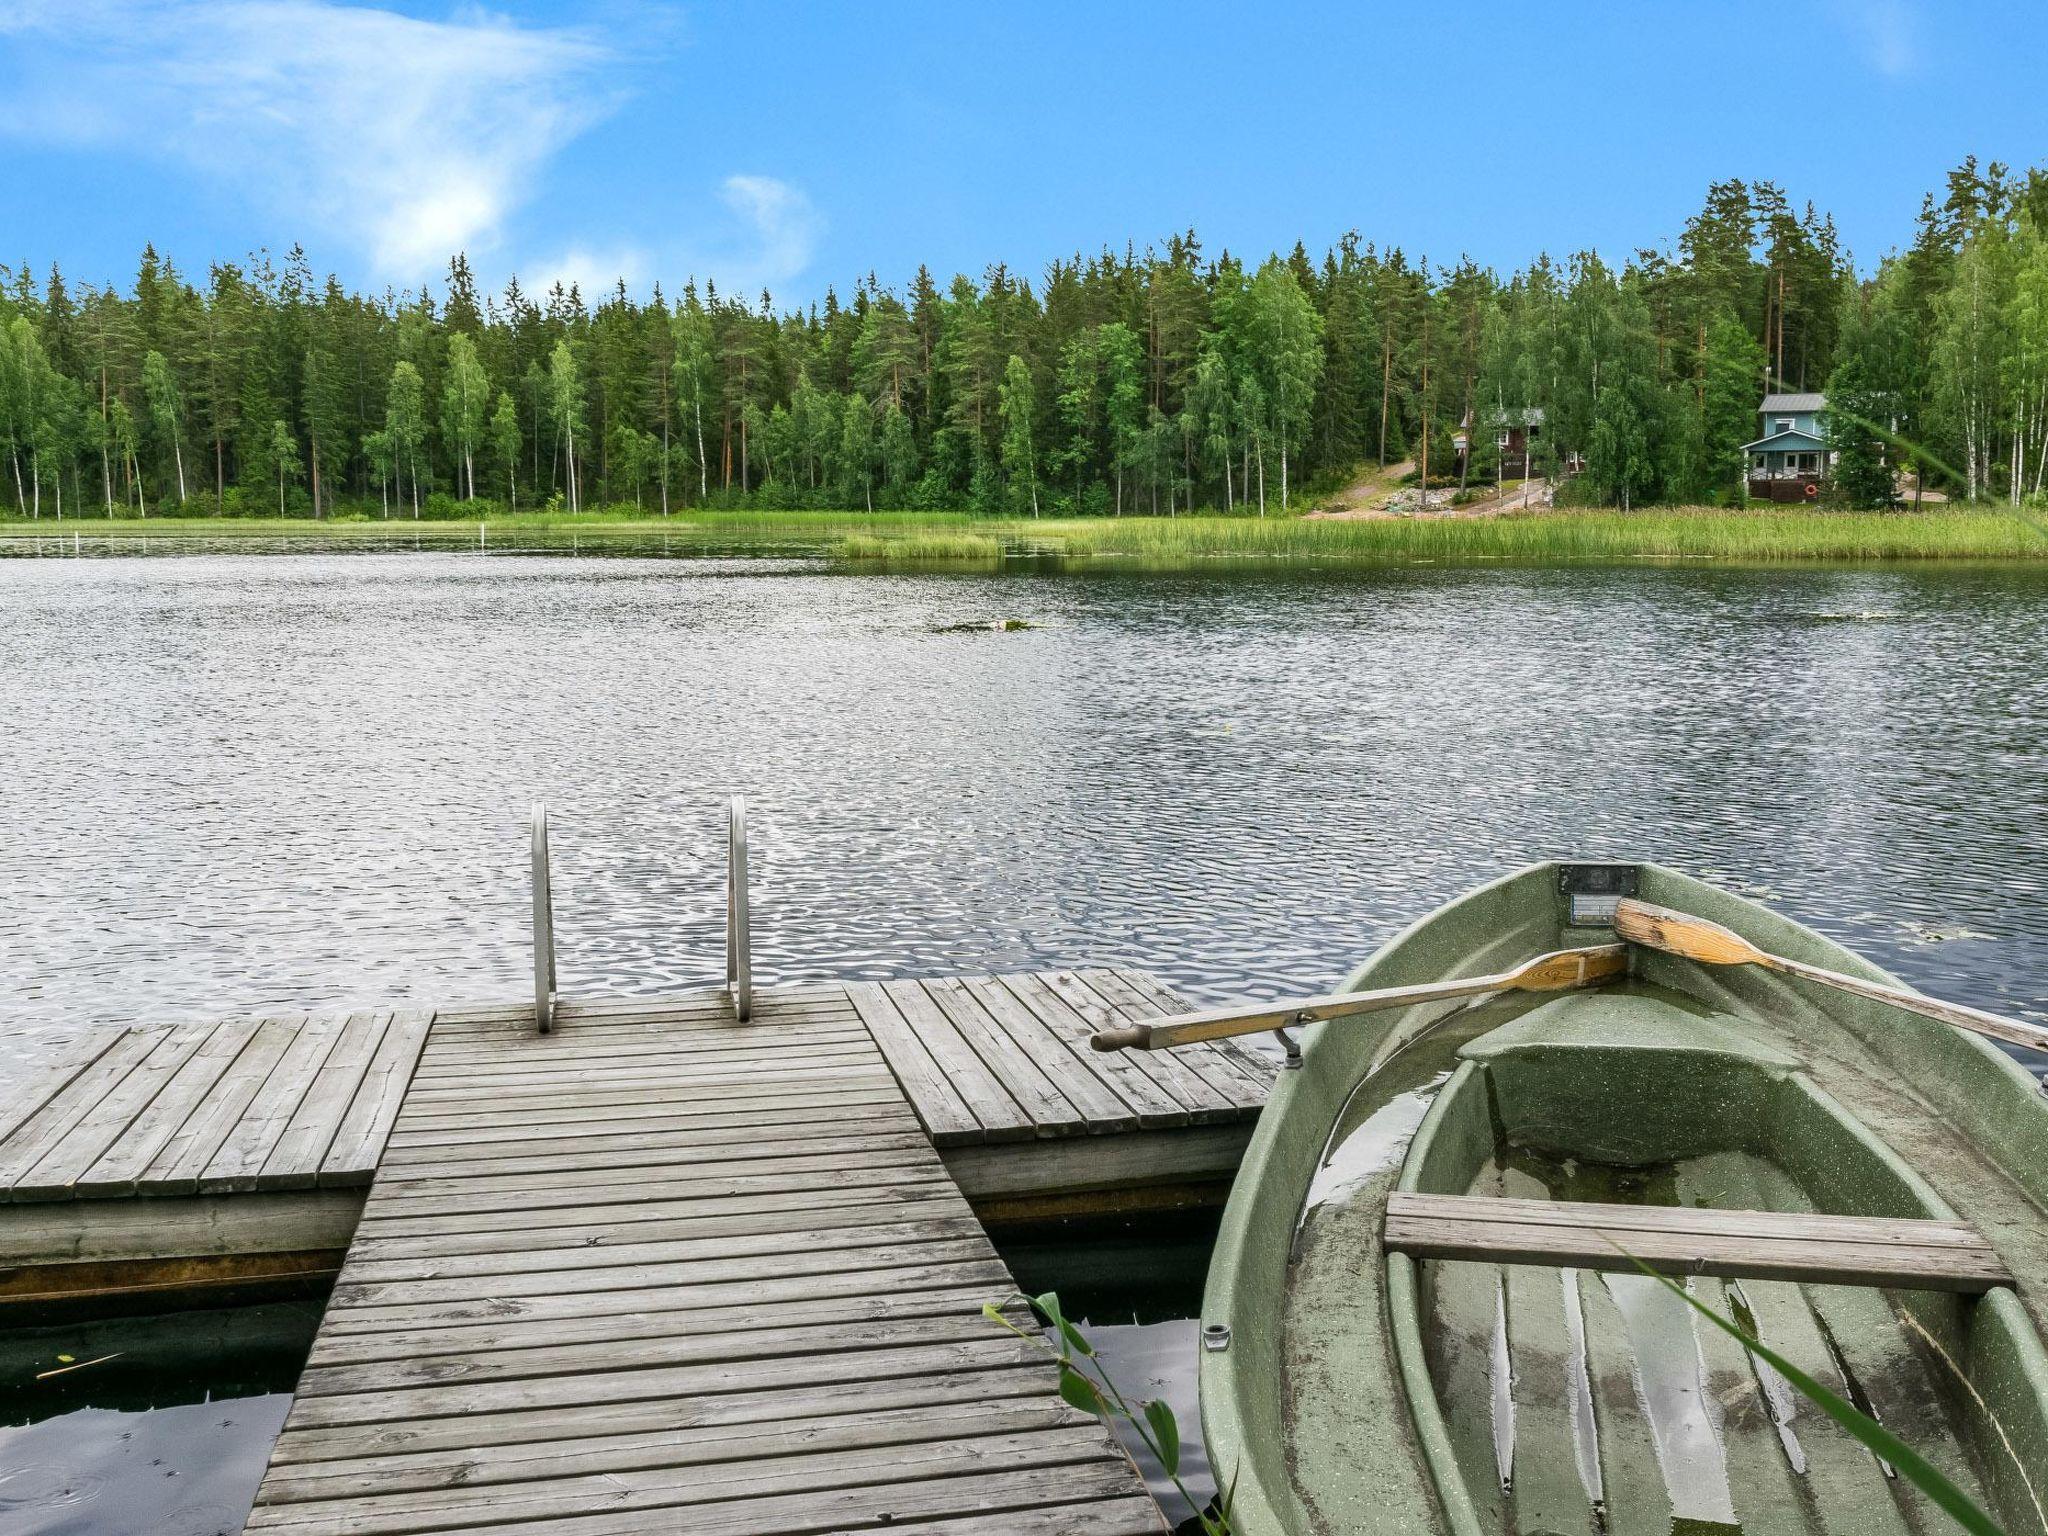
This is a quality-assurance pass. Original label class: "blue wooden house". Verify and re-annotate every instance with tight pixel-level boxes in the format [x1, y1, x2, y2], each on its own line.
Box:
[1742, 392, 1831, 501]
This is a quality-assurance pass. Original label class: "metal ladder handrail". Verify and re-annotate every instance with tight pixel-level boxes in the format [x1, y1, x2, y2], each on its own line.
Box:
[726, 794, 751, 1021]
[531, 802, 557, 1034]
[532, 796, 750, 1031]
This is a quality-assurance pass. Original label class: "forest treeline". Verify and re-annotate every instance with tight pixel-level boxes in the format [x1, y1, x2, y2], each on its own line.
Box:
[3, 156, 2046, 521]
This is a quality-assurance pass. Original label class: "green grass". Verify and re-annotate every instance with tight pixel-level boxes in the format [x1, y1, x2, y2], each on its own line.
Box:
[837, 529, 1002, 561]
[4, 505, 2044, 565]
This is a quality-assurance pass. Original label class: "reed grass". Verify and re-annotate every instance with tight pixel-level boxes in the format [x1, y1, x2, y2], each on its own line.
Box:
[836, 530, 1002, 560]
[5, 505, 2042, 564]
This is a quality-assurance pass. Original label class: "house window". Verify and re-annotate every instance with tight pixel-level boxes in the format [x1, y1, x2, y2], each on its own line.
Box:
[1775, 418, 1793, 432]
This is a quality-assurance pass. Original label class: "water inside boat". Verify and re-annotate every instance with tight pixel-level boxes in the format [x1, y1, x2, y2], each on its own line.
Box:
[1284, 977, 2036, 1536]
[1418, 1146, 1995, 1535]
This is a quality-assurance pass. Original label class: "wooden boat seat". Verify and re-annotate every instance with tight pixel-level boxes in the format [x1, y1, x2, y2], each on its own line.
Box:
[1383, 1191, 2014, 1294]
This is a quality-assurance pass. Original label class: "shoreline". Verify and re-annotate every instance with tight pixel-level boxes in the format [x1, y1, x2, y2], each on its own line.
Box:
[2, 506, 2044, 565]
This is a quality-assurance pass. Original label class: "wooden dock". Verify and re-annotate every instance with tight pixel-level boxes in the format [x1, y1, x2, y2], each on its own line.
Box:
[854, 969, 1272, 1218]
[244, 981, 1187, 1534]
[0, 1010, 431, 1302]
[0, 967, 1273, 1531]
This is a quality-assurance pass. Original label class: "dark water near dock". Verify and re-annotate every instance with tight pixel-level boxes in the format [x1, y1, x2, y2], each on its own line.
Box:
[1, 545, 2045, 1530]
[0, 1300, 323, 1534]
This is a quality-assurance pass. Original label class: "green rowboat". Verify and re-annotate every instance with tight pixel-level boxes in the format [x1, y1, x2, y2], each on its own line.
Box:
[1189, 862, 2048, 1536]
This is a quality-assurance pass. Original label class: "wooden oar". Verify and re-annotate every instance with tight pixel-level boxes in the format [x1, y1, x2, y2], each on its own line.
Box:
[1089, 944, 1628, 1052]
[1615, 898, 2048, 1056]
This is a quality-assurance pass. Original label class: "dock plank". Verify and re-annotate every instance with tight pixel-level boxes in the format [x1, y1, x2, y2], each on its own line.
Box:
[845, 980, 983, 1141]
[316, 1009, 431, 1186]
[0, 1031, 123, 1147]
[247, 986, 1164, 1535]
[255, 1011, 393, 1189]
[905, 977, 1079, 1131]
[1036, 970, 1243, 1123]
[136, 1017, 306, 1196]
[200, 1012, 349, 1193]
[947, 973, 1137, 1133]
[0, 1027, 175, 1197]
[12, 1022, 218, 1200]
[72, 1020, 264, 1196]
[879, 979, 1035, 1140]
[999, 970, 1203, 1122]
[968, 971, 1180, 1129]
[1089, 966, 1276, 1106]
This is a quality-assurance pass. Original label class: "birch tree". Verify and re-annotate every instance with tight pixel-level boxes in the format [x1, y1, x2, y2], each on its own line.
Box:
[1931, 219, 2013, 500]
[491, 392, 520, 510]
[269, 418, 301, 516]
[385, 360, 427, 516]
[141, 350, 187, 505]
[1241, 260, 1324, 512]
[671, 298, 713, 503]
[997, 354, 1039, 516]
[548, 341, 585, 512]
[440, 332, 489, 500]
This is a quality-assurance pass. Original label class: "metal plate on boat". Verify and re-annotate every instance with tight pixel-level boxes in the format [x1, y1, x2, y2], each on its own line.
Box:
[1557, 863, 1639, 926]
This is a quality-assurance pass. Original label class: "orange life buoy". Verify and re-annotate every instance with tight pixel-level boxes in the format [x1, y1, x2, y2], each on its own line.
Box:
[1803, 481, 1820, 500]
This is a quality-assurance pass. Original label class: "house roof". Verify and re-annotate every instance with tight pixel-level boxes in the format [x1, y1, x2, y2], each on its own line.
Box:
[1467, 405, 1544, 429]
[1761, 392, 1827, 414]
[1740, 427, 1827, 452]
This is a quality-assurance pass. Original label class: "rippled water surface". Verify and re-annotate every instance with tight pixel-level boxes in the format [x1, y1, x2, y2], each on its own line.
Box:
[3, 549, 2045, 1072]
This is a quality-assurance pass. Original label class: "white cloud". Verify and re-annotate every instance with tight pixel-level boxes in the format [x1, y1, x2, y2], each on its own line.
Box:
[0, 1, 623, 279]
[522, 176, 823, 306]
[1829, 0, 1920, 77]
[717, 175, 822, 293]
[2, 3, 825, 301]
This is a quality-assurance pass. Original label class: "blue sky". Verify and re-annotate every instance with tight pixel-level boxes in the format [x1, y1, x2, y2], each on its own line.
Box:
[1, 1, 2041, 303]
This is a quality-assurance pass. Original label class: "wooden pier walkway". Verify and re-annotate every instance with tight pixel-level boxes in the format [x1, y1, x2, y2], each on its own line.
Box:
[0, 1010, 432, 1302]
[0, 967, 1273, 1530]
[244, 983, 1175, 1534]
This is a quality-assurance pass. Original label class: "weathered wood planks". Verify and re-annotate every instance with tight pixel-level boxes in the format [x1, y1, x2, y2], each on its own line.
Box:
[1384, 1192, 2015, 1292]
[0, 1009, 432, 1203]
[854, 968, 1274, 1145]
[246, 987, 1165, 1535]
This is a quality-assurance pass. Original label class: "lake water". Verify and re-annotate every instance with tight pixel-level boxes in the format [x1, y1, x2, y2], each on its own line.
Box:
[3, 547, 2044, 1068]
[2, 543, 2045, 1531]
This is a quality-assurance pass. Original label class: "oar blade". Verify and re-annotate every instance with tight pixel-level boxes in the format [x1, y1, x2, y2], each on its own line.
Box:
[1614, 899, 1765, 968]
[1509, 943, 1629, 991]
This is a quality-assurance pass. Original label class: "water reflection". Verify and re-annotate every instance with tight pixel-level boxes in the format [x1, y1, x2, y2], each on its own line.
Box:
[998, 1212, 1218, 1528]
[0, 1301, 322, 1536]
[0, 553, 2043, 1082]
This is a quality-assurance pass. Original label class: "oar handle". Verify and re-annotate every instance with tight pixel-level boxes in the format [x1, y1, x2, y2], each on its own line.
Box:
[1773, 956, 2048, 1056]
[1091, 1025, 1151, 1052]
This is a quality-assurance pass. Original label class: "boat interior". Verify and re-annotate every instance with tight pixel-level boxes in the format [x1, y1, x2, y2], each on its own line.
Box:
[1207, 862, 2048, 1536]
